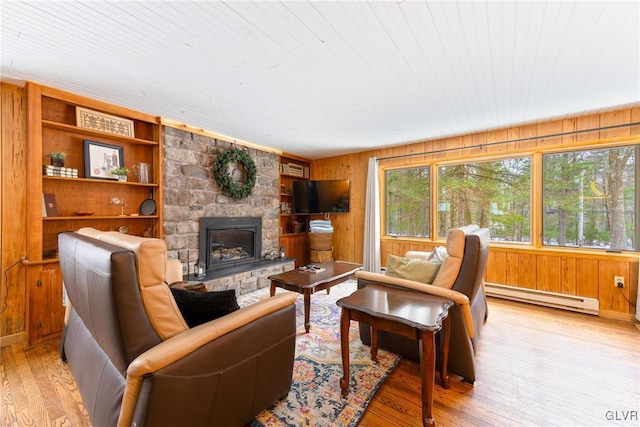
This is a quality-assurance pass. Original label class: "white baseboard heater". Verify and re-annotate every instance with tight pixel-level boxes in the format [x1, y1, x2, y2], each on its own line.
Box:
[485, 282, 599, 315]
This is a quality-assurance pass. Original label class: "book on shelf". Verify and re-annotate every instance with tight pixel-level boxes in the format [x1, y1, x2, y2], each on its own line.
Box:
[42, 193, 58, 217]
[43, 164, 78, 178]
[41, 194, 47, 217]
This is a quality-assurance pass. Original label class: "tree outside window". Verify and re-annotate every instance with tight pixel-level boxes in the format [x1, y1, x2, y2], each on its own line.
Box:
[543, 145, 636, 250]
[437, 158, 531, 241]
[385, 167, 430, 237]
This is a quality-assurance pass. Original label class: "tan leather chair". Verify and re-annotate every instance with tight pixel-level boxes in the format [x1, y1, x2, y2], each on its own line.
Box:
[59, 229, 297, 427]
[356, 225, 490, 384]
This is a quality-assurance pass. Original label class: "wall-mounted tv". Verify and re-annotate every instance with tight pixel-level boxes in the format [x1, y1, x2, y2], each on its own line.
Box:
[292, 179, 350, 214]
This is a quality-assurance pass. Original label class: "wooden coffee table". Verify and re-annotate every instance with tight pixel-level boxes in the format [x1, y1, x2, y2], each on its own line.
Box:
[269, 261, 362, 333]
[337, 284, 453, 427]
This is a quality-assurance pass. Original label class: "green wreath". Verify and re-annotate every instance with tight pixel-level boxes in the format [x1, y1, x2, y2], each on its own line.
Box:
[213, 148, 257, 199]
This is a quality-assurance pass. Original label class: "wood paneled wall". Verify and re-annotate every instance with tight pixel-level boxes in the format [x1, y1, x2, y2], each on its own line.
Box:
[1, 83, 28, 343]
[312, 106, 640, 320]
[2, 81, 638, 344]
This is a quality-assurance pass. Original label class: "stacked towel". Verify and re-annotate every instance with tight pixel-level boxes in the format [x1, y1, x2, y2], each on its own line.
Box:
[309, 219, 333, 233]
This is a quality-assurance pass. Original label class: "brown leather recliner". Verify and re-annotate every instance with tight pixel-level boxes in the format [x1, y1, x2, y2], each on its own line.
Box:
[356, 225, 490, 384]
[58, 230, 298, 427]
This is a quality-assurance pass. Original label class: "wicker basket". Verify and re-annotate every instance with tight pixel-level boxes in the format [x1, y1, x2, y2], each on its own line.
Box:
[310, 249, 333, 262]
[309, 232, 333, 250]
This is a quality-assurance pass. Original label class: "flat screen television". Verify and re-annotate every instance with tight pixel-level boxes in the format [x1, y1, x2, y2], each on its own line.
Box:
[292, 179, 350, 214]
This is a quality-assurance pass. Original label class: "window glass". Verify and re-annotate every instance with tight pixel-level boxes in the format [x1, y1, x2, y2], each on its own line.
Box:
[543, 145, 636, 250]
[437, 158, 531, 241]
[385, 167, 430, 237]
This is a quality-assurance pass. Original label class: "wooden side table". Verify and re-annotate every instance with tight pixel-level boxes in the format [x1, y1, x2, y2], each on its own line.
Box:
[337, 284, 453, 427]
[169, 281, 206, 292]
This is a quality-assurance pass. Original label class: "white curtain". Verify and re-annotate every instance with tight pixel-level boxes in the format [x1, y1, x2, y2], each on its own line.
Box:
[363, 157, 381, 272]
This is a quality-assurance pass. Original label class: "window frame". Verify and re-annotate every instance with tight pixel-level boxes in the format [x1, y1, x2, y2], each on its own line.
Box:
[435, 155, 533, 242]
[383, 165, 432, 238]
[379, 137, 640, 253]
[540, 143, 639, 251]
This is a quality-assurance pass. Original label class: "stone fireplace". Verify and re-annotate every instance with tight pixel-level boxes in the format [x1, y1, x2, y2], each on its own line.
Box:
[199, 216, 262, 272]
[162, 127, 294, 295]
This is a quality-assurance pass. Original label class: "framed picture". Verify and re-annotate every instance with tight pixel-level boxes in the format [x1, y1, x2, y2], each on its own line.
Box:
[83, 140, 124, 180]
[76, 107, 135, 137]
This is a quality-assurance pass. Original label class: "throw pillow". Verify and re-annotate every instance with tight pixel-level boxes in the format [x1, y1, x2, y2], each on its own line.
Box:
[427, 246, 449, 263]
[385, 254, 441, 284]
[170, 288, 240, 328]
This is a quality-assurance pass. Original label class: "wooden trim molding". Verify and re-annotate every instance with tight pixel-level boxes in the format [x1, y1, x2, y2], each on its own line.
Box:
[161, 117, 282, 155]
[0, 332, 26, 347]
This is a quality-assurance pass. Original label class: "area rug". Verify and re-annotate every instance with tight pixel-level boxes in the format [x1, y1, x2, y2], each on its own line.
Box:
[237, 280, 401, 427]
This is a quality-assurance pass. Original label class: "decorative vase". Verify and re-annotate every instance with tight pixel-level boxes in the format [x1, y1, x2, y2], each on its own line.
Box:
[117, 175, 127, 182]
[51, 158, 64, 167]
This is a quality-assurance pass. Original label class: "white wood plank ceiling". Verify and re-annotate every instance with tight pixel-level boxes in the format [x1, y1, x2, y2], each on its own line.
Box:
[2, 1, 639, 159]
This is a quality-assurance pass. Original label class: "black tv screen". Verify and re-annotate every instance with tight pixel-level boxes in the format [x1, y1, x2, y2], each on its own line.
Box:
[292, 179, 350, 214]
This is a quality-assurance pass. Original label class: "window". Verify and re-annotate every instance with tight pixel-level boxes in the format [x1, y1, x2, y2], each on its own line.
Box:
[382, 142, 639, 251]
[437, 158, 531, 241]
[543, 145, 637, 250]
[385, 167, 430, 237]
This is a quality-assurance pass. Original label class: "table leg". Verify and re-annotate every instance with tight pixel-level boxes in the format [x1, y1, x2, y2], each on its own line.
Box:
[269, 281, 276, 297]
[303, 289, 311, 333]
[419, 330, 437, 427]
[440, 316, 451, 389]
[370, 326, 378, 361]
[339, 307, 351, 397]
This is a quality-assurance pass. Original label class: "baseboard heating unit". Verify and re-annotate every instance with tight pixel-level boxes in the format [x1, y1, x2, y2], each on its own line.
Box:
[485, 282, 599, 315]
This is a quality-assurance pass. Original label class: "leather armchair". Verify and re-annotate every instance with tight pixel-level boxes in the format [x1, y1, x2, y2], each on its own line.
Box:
[77, 226, 184, 284]
[58, 230, 297, 427]
[356, 225, 490, 384]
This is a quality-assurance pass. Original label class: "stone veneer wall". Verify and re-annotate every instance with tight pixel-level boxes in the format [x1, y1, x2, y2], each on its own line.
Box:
[162, 126, 289, 295]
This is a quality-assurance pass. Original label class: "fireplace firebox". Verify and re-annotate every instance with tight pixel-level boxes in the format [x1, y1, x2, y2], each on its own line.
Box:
[199, 217, 262, 272]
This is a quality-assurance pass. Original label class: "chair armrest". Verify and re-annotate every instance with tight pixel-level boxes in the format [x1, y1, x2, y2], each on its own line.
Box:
[127, 291, 296, 374]
[356, 270, 475, 338]
[356, 270, 468, 303]
[118, 291, 297, 427]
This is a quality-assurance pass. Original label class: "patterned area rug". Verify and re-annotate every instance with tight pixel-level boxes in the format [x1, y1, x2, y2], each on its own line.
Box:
[238, 280, 400, 427]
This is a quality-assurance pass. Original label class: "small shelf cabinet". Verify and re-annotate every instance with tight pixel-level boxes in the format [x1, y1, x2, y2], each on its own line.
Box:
[279, 154, 311, 267]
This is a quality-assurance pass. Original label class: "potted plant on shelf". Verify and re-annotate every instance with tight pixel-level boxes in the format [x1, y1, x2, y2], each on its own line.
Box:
[111, 167, 130, 182]
[48, 151, 67, 167]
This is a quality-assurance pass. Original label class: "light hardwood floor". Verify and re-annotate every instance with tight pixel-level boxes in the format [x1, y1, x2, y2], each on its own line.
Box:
[2, 297, 639, 426]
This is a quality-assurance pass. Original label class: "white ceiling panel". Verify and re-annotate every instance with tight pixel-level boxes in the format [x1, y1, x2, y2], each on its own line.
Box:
[2, 1, 638, 159]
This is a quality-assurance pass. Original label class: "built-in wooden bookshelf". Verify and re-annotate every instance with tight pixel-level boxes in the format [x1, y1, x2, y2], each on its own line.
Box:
[24, 82, 163, 345]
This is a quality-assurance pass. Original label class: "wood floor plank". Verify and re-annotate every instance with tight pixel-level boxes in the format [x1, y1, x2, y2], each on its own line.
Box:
[360, 297, 639, 427]
[42, 342, 91, 426]
[2, 344, 49, 426]
[1, 348, 21, 426]
[1, 297, 638, 427]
